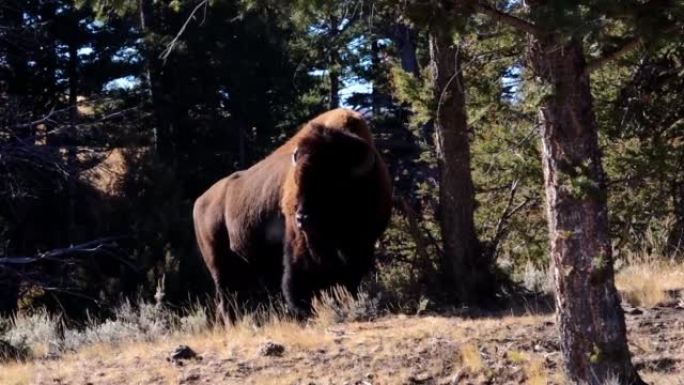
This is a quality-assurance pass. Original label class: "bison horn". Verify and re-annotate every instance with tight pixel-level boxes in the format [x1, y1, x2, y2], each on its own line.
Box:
[351, 150, 376, 176]
[291, 147, 299, 165]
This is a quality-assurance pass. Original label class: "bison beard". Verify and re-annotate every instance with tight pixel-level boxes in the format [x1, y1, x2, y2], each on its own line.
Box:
[193, 109, 392, 324]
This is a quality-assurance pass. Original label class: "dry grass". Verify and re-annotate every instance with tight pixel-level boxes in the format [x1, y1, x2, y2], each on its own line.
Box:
[458, 343, 483, 372]
[641, 373, 684, 385]
[4, 313, 548, 385]
[504, 350, 550, 385]
[2, 303, 683, 385]
[2, 259, 684, 384]
[615, 255, 684, 307]
[0, 362, 32, 385]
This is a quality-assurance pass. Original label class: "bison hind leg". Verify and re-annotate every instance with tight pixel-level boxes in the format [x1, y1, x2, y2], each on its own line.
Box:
[212, 283, 239, 327]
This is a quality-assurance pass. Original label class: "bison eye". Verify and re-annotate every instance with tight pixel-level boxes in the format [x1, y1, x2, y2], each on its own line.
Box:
[291, 147, 299, 165]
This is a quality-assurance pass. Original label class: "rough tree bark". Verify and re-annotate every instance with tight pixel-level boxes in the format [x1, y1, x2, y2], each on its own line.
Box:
[392, 24, 419, 77]
[0, 277, 19, 314]
[66, 11, 81, 243]
[140, 0, 179, 163]
[668, 180, 684, 257]
[328, 15, 340, 109]
[429, 29, 495, 303]
[528, 36, 645, 385]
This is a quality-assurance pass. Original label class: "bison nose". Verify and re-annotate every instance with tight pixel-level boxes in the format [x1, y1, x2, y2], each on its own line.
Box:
[295, 211, 310, 229]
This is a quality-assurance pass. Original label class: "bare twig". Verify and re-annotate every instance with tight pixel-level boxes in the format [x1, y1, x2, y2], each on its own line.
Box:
[0, 236, 125, 266]
[12, 105, 57, 129]
[489, 180, 532, 260]
[0, 237, 131, 305]
[159, 0, 209, 63]
[472, 1, 541, 36]
[585, 36, 643, 74]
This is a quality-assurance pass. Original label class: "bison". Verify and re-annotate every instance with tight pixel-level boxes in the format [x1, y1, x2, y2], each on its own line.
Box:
[193, 109, 392, 323]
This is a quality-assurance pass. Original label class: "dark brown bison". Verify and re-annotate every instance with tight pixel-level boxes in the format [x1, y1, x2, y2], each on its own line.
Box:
[193, 109, 392, 322]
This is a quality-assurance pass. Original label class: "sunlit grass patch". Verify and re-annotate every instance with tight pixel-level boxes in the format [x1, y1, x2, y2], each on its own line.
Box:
[458, 343, 483, 373]
[615, 254, 684, 307]
[0, 361, 32, 385]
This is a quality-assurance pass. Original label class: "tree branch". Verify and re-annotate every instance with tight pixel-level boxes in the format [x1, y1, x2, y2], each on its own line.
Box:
[0, 236, 126, 266]
[585, 36, 643, 74]
[159, 0, 209, 63]
[471, 1, 541, 36]
[489, 180, 532, 260]
[585, 19, 681, 74]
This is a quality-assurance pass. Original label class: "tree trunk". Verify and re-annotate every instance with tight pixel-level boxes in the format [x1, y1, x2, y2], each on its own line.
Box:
[66, 25, 79, 243]
[391, 24, 419, 77]
[370, 38, 381, 115]
[0, 276, 19, 314]
[140, 0, 175, 162]
[68, 38, 78, 124]
[328, 15, 340, 109]
[668, 180, 684, 257]
[4, 2, 30, 139]
[528, 37, 645, 385]
[429, 30, 494, 303]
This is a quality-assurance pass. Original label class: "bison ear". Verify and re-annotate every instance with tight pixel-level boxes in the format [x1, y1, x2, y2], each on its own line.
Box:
[292, 147, 299, 165]
[308, 122, 327, 137]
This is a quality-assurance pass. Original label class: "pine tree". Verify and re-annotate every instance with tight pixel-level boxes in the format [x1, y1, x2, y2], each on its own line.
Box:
[465, 1, 683, 383]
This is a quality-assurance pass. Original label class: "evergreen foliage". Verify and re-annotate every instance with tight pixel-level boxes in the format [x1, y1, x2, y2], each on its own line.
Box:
[1, 0, 682, 319]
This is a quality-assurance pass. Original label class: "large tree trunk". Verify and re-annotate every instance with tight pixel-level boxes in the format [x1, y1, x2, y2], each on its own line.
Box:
[138, 0, 178, 163]
[66, 24, 79, 243]
[0, 275, 19, 314]
[528, 37, 645, 385]
[391, 24, 419, 77]
[328, 15, 340, 109]
[429, 30, 494, 303]
[668, 180, 684, 257]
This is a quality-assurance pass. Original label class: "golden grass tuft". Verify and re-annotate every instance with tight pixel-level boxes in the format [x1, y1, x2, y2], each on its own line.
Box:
[526, 357, 547, 385]
[615, 255, 684, 307]
[311, 285, 358, 327]
[506, 349, 527, 364]
[458, 343, 483, 373]
[506, 350, 548, 385]
[0, 362, 32, 385]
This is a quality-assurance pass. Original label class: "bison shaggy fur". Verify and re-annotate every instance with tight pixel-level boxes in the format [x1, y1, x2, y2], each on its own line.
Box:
[193, 109, 392, 322]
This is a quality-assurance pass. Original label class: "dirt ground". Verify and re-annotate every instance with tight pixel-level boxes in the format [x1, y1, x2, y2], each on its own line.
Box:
[4, 298, 683, 385]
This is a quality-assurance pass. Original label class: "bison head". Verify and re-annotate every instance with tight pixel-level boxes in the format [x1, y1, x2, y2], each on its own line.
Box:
[289, 124, 376, 254]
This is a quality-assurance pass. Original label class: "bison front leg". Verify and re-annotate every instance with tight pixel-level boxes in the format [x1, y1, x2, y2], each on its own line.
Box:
[281, 230, 315, 319]
[281, 263, 313, 319]
[338, 243, 376, 297]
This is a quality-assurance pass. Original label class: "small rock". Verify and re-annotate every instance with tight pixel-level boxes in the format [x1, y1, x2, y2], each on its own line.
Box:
[42, 351, 61, 361]
[450, 371, 467, 385]
[168, 345, 198, 362]
[259, 341, 285, 357]
[407, 372, 432, 384]
[625, 307, 643, 315]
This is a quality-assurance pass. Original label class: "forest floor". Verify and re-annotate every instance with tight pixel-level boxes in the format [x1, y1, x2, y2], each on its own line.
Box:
[2, 261, 684, 385]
